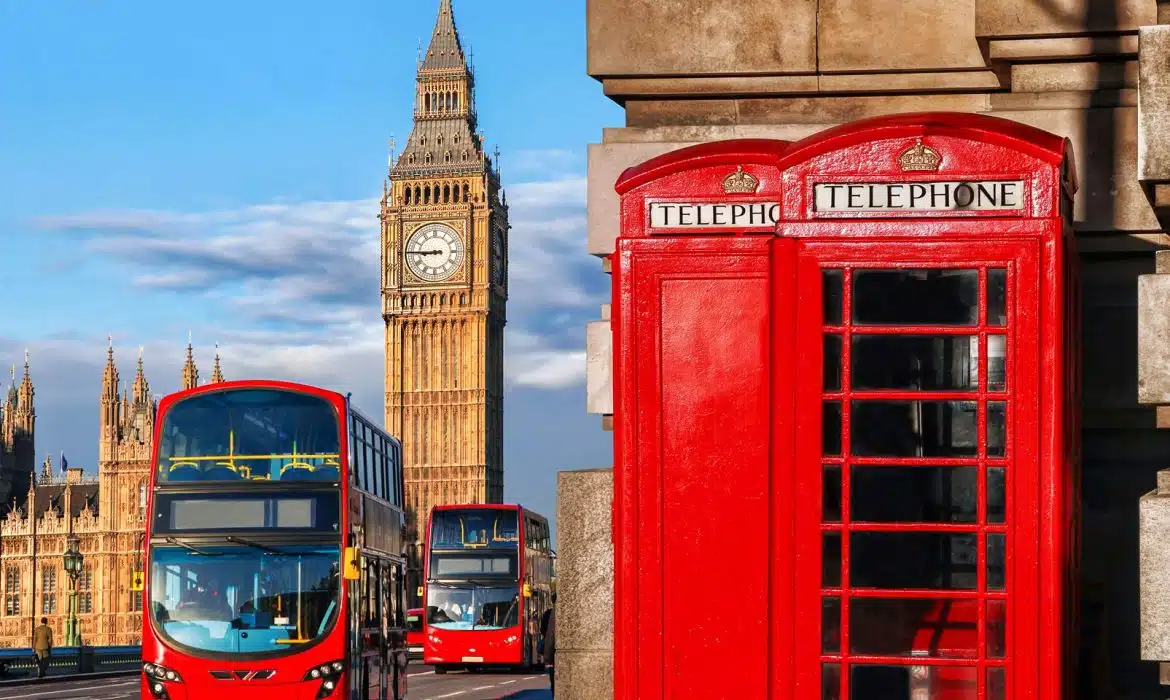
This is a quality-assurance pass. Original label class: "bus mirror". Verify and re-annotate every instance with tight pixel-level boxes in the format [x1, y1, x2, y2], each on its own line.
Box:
[130, 571, 144, 592]
[343, 547, 362, 580]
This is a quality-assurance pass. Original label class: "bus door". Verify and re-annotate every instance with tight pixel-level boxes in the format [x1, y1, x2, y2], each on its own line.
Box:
[361, 557, 387, 699]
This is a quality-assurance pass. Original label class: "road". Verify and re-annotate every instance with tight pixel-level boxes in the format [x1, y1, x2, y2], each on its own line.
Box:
[0, 665, 552, 700]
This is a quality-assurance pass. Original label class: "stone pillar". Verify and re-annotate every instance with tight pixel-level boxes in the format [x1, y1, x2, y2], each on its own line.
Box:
[1139, 469, 1170, 683]
[554, 468, 613, 700]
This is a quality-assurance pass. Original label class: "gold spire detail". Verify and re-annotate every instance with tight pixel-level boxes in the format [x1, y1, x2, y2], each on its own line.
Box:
[131, 345, 150, 406]
[181, 333, 199, 390]
[210, 344, 224, 384]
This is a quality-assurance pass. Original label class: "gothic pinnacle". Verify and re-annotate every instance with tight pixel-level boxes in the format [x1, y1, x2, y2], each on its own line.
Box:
[210, 343, 224, 384]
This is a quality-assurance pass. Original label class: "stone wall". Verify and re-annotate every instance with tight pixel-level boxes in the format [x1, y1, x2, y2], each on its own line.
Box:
[554, 469, 612, 700]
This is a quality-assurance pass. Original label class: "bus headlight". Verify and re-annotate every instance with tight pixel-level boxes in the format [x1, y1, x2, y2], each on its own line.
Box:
[303, 660, 344, 698]
[143, 663, 182, 699]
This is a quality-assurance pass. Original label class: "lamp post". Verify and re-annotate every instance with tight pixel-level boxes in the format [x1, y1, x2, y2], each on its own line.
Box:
[62, 534, 83, 647]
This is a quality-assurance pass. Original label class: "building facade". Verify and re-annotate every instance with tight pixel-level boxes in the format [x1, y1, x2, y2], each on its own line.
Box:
[555, 0, 1170, 698]
[382, 0, 508, 598]
[0, 343, 224, 648]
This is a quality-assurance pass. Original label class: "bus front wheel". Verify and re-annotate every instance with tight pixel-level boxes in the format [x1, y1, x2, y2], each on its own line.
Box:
[433, 665, 449, 675]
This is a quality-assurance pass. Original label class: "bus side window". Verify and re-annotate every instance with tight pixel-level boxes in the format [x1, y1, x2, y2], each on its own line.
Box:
[366, 559, 382, 629]
[388, 562, 404, 629]
[381, 442, 390, 502]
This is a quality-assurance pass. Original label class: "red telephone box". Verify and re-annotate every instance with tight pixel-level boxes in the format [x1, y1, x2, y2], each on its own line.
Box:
[612, 114, 1081, 700]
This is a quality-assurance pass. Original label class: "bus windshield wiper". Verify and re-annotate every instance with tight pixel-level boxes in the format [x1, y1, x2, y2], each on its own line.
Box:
[224, 536, 285, 554]
[165, 537, 218, 556]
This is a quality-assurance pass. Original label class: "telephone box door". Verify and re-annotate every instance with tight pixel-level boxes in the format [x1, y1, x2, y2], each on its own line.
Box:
[790, 238, 1043, 700]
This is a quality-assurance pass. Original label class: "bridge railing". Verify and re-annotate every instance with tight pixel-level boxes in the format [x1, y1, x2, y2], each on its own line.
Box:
[0, 645, 141, 680]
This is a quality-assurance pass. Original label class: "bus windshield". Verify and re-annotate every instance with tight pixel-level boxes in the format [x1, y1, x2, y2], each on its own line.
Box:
[157, 388, 340, 483]
[426, 583, 520, 631]
[430, 509, 518, 550]
[150, 544, 340, 655]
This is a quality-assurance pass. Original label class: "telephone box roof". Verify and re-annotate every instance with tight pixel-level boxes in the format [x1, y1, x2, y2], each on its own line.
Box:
[775, 111, 1077, 194]
[615, 139, 793, 195]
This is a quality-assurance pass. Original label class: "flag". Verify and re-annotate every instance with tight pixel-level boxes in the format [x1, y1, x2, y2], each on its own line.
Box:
[60, 452, 68, 472]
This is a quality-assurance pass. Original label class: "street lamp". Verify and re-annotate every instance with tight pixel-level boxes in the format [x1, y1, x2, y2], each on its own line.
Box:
[62, 533, 83, 647]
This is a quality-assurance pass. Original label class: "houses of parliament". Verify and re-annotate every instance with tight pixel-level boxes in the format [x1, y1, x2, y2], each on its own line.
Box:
[0, 343, 223, 647]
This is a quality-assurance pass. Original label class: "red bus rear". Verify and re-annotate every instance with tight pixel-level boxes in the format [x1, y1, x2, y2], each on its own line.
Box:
[139, 380, 409, 700]
[422, 504, 553, 673]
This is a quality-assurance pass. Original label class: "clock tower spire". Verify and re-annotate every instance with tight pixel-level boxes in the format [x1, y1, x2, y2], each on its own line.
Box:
[383, 0, 508, 604]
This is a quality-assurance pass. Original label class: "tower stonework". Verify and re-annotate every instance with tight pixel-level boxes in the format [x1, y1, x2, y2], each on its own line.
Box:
[382, 0, 508, 598]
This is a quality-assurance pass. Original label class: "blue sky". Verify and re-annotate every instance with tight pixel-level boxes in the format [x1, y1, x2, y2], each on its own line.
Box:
[0, 0, 623, 543]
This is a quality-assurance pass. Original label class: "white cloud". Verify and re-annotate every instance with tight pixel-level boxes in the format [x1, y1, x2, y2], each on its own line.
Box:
[33, 174, 605, 395]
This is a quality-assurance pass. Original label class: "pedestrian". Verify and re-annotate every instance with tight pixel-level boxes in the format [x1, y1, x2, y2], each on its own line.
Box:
[32, 617, 52, 679]
[541, 594, 556, 695]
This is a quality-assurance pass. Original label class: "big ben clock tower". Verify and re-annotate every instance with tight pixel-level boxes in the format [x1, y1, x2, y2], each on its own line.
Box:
[382, 0, 507, 600]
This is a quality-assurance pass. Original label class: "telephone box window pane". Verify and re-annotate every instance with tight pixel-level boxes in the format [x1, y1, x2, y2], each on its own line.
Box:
[849, 598, 978, 658]
[987, 534, 1006, 591]
[987, 600, 1006, 658]
[987, 468, 1006, 524]
[850, 532, 977, 590]
[851, 401, 978, 457]
[853, 269, 979, 326]
[823, 533, 842, 588]
[988, 667, 1006, 699]
[988, 269, 1007, 327]
[822, 664, 841, 700]
[987, 335, 1006, 391]
[825, 335, 843, 391]
[852, 335, 978, 391]
[822, 597, 841, 653]
[987, 402, 1006, 458]
[851, 466, 977, 524]
[823, 466, 842, 523]
[850, 665, 977, 700]
[824, 402, 843, 456]
[824, 270, 843, 325]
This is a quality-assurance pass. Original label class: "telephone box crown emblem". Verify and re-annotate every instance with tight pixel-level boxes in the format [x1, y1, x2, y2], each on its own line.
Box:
[898, 138, 942, 172]
[722, 166, 760, 194]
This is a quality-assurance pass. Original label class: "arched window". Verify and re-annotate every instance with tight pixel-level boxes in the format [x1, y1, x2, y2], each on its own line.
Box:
[424, 186, 431, 204]
[405, 188, 412, 205]
[437, 135, 443, 146]
[424, 153, 432, 164]
[454, 93, 459, 110]
[78, 566, 93, 613]
[414, 186, 421, 203]
[463, 183, 470, 202]
[424, 93, 430, 111]
[4, 567, 20, 616]
[444, 151, 451, 163]
[443, 184, 451, 203]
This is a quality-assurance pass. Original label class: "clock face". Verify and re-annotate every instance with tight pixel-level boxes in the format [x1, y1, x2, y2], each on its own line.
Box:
[405, 223, 464, 282]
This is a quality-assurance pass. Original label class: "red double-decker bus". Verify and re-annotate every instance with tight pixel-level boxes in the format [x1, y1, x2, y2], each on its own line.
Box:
[422, 504, 553, 673]
[139, 380, 409, 700]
